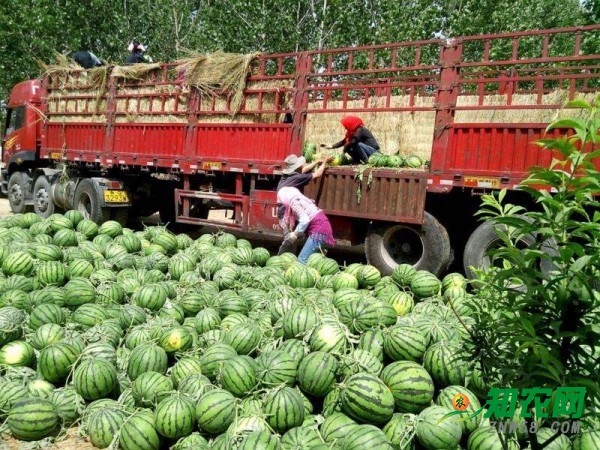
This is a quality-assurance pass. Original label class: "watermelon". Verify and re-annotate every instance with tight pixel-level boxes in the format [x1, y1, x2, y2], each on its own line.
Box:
[339, 349, 382, 378]
[415, 405, 462, 450]
[256, 350, 298, 387]
[436, 385, 482, 433]
[321, 412, 358, 443]
[341, 424, 393, 450]
[196, 389, 236, 434]
[132, 283, 167, 311]
[127, 343, 169, 380]
[30, 323, 65, 350]
[423, 340, 469, 387]
[331, 272, 359, 291]
[88, 407, 128, 448]
[159, 326, 193, 354]
[7, 397, 59, 441]
[391, 264, 416, 287]
[200, 343, 237, 381]
[264, 386, 305, 433]
[220, 356, 257, 397]
[281, 425, 323, 449]
[357, 265, 381, 287]
[309, 321, 347, 353]
[380, 361, 435, 413]
[341, 373, 394, 424]
[410, 270, 441, 298]
[154, 395, 197, 439]
[38, 342, 79, 383]
[386, 291, 414, 316]
[382, 413, 417, 449]
[383, 325, 428, 362]
[132, 371, 173, 408]
[236, 431, 281, 450]
[3, 251, 34, 276]
[170, 357, 203, 388]
[223, 321, 260, 353]
[298, 351, 338, 397]
[119, 411, 160, 450]
[171, 433, 210, 450]
[49, 387, 85, 425]
[73, 359, 118, 400]
[27, 379, 55, 398]
[0, 340, 35, 367]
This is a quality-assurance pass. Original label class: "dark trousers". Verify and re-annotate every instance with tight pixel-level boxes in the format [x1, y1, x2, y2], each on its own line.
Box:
[347, 143, 379, 163]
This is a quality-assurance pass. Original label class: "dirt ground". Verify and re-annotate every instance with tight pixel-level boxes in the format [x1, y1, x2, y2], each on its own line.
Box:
[1, 428, 96, 450]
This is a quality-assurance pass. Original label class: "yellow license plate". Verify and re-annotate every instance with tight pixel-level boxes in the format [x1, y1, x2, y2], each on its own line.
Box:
[202, 161, 222, 170]
[104, 190, 129, 203]
[464, 176, 501, 188]
[49, 152, 62, 160]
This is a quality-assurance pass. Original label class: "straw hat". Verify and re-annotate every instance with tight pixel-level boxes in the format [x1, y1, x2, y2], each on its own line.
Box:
[282, 155, 306, 175]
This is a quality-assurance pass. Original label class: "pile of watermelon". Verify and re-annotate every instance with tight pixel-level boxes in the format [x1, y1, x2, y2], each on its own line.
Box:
[0, 211, 596, 450]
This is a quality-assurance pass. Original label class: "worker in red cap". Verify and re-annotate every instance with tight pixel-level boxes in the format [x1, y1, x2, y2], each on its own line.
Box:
[322, 115, 380, 164]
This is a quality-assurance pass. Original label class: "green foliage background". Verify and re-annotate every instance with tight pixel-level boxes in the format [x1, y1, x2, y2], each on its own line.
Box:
[0, 0, 597, 100]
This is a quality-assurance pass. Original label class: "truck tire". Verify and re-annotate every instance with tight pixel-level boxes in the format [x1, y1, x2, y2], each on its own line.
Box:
[73, 178, 110, 224]
[33, 176, 56, 218]
[365, 212, 451, 277]
[7, 172, 33, 214]
[463, 219, 558, 280]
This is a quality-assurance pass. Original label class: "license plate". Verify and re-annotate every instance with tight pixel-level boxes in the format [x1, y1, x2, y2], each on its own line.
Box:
[49, 152, 62, 160]
[104, 190, 129, 203]
[464, 176, 501, 189]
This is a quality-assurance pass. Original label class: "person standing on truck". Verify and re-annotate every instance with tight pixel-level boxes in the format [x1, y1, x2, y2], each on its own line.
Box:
[72, 51, 104, 69]
[126, 41, 153, 64]
[277, 186, 335, 264]
[322, 115, 381, 164]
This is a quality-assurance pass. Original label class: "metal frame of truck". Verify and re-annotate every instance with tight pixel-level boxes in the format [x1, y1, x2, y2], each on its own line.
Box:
[2, 25, 599, 276]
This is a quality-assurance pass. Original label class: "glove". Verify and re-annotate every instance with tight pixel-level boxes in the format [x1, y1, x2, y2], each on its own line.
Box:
[285, 231, 298, 243]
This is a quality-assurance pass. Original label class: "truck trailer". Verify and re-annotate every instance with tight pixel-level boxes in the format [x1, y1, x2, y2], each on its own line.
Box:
[2, 25, 599, 277]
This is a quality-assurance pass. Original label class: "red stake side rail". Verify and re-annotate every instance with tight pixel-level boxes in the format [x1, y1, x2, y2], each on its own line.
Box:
[38, 25, 600, 188]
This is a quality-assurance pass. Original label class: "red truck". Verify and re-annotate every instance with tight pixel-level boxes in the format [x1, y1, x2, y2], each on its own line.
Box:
[2, 25, 599, 277]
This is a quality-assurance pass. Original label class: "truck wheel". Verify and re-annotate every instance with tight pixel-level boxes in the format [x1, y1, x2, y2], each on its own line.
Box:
[7, 172, 32, 214]
[33, 176, 56, 218]
[463, 219, 557, 279]
[365, 212, 451, 277]
[73, 179, 109, 224]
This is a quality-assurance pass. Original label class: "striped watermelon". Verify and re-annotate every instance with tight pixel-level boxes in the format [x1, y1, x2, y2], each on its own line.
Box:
[282, 306, 320, 339]
[340, 349, 383, 378]
[357, 329, 385, 362]
[76, 219, 99, 238]
[264, 386, 305, 433]
[131, 371, 173, 407]
[357, 265, 381, 287]
[382, 413, 417, 449]
[154, 395, 196, 439]
[415, 405, 462, 450]
[159, 326, 193, 354]
[54, 228, 78, 247]
[196, 388, 236, 434]
[29, 303, 66, 330]
[31, 323, 65, 350]
[132, 283, 168, 311]
[224, 323, 261, 355]
[281, 425, 323, 449]
[171, 432, 210, 450]
[64, 277, 96, 307]
[98, 220, 123, 238]
[7, 398, 59, 441]
[321, 412, 358, 443]
[73, 359, 118, 400]
[423, 340, 468, 387]
[220, 355, 257, 397]
[87, 406, 127, 448]
[119, 411, 160, 450]
[170, 357, 203, 388]
[252, 247, 271, 266]
[68, 259, 94, 279]
[341, 373, 394, 424]
[331, 272, 359, 291]
[380, 361, 435, 413]
[410, 270, 441, 298]
[256, 350, 298, 387]
[194, 308, 221, 334]
[26, 379, 55, 398]
[383, 325, 428, 362]
[200, 343, 237, 381]
[37, 261, 66, 286]
[309, 321, 347, 354]
[71, 303, 107, 330]
[35, 244, 64, 261]
[81, 342, 117, 365]
[436, 385, 482, 433]
[38, 342, 79, 383]
[341, 424, 393, 450]
[391, 264, 416, 287]
[178, 373, 214, 402]
[338, 299, 382, 334]
[386, 291, 414, 316]
[127, 343, 169, 380]
[3, 251, 34, 276]
[298, 351, 338, 397]
[278, 339, 308, 364]
[236, 431, 281, 450]
[0, 340, 35, 367]
[49, 387, 85, 425]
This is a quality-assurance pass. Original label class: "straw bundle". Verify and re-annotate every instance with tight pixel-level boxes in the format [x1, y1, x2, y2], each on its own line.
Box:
[177, 51, 260, 114]
[112, 63, 162, 81]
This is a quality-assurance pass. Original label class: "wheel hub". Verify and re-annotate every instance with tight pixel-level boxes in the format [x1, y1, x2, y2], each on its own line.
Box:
[10, 184, 22, 205]
[381, 225, 424, 267]
[35, 188, 49, 212]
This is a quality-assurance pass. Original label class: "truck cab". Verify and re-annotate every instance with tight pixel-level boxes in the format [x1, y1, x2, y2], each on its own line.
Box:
[1, 80, 42, 208]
